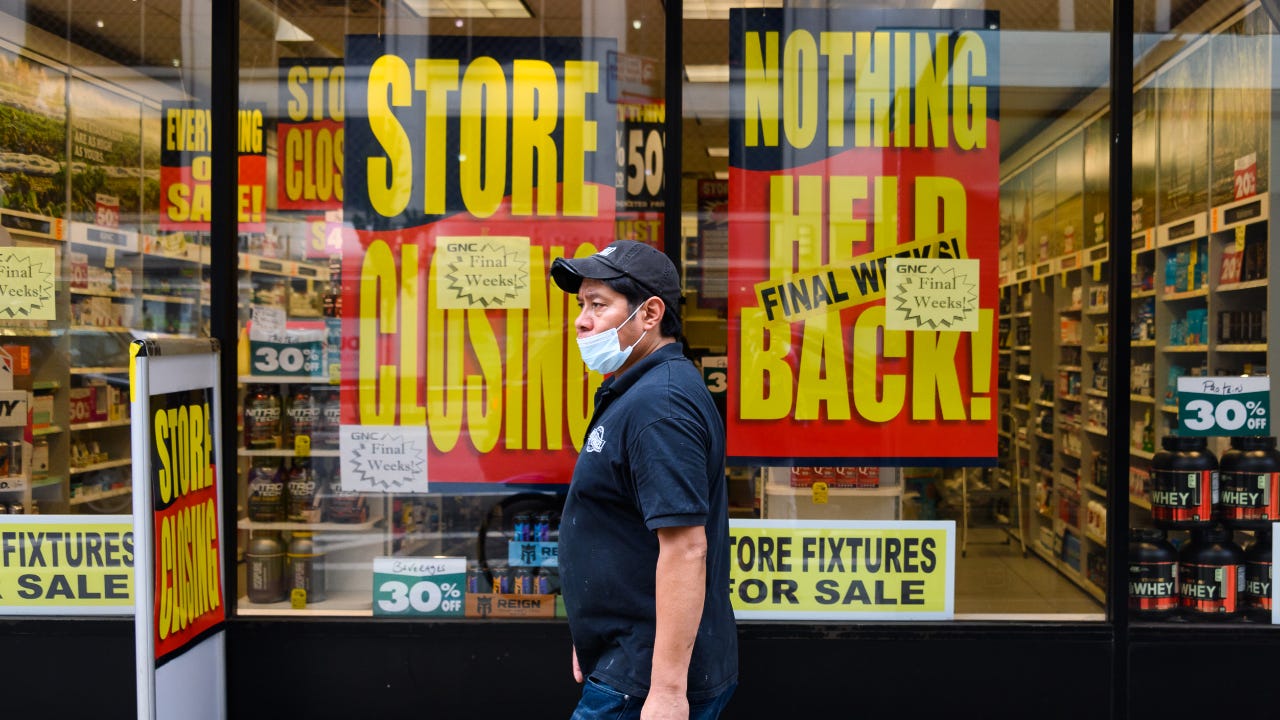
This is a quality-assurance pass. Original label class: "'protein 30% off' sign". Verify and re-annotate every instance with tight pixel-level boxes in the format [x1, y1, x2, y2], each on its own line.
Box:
[1177, 376, 1270, 437]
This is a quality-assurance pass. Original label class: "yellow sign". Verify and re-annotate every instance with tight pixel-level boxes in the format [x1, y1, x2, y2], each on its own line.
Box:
[0, 248, 56, 321]
[728, 520, 954, 620]
[0, 516, 134, 614]
[434, 236, 532, 310]
[885, 258, 980, 332]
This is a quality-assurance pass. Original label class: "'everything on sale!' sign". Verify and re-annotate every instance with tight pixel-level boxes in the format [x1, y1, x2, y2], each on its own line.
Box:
[160, 101, 268, 232]
[340, 35, 617, 493]
[727, 9, 1000, 465]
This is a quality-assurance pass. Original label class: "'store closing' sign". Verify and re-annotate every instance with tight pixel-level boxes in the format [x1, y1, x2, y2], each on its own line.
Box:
[728, 520, 955, 620]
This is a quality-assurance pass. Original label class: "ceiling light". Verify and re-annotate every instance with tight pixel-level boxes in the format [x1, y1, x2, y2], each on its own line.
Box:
[172, 58, 181, 67]
[275, 16, 313, 43]
[685, 65, 729, 83]
[714, 171, 730, 181]
[96, 19, 105, 28]
[403, 0, 532, 18]
[683, 0, 782, 20]
[706, 146, 729, 158]
[633, 19, 642, 30]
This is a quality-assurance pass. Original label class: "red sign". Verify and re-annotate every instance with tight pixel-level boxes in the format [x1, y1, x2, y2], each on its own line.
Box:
[148, 388, 223, 664]
[727, 10, 1000, 465]
[277, 59, 344, 211]
[340, 35, 617, 491]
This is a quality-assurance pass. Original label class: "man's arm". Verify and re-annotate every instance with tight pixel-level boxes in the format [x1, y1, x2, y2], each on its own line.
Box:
[643, 524, 708, 719]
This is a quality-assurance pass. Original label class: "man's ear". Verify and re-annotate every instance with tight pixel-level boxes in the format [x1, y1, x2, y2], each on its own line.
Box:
[641, 296, 666, 330]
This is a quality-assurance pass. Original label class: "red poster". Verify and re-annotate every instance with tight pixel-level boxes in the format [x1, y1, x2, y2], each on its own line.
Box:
[148, 388, 223, 664]
[727, 9, 1000, 465]
[277, 59, 344, 211]
[340, 35, 616, 492]
[160, 102, 268, 233]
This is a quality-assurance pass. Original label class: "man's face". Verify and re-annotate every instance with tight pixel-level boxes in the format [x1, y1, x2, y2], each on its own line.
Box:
[574, 278, 638, 343]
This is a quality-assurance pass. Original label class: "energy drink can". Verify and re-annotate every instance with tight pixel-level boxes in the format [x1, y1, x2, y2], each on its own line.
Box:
[534, 512, 553, 542]
[490, 561, 511, 594]
[512, 566, 536, 594]
[466, 561, 488, 595]
[512, 513, 532, 542]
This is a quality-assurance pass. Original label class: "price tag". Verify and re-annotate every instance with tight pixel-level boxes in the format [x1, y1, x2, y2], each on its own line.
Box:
[811, 481, 829, 504]
[1234, 153, 1258, 200]
[373, 557, 467, 617]
[702, 356, 727, 397]
[1177, 376, 1270, 437]
[250, 339, 325, 377]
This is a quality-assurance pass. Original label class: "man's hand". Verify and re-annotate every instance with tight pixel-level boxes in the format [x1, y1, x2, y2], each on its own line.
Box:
[641, 687, 690, 720]
[572, 645, 583, 683]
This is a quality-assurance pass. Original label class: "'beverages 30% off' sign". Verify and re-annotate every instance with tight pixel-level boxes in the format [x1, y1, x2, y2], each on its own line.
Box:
[1177, 376, 1270, 436]
[372, 557, 466, 617]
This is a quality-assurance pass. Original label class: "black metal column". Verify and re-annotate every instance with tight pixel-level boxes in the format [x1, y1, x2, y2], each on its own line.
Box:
[1107, 2, 1134, 719]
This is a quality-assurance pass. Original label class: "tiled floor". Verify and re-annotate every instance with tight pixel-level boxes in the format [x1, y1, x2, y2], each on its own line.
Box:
[953, 527, 1104, 617]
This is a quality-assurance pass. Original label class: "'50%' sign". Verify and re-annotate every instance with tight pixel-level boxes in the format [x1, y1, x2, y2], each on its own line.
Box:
[372, 557, 466, 617]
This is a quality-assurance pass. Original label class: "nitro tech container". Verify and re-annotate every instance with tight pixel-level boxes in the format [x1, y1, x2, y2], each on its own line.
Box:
[1128, 528, 1179, 620]
[1178, 524, 1245, 621]
[1150, 435, 1217, 529]
[1217, 436, 1280, 529]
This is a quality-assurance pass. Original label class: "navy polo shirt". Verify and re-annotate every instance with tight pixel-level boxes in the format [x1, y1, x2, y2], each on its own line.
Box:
[559, 342, 737, 702]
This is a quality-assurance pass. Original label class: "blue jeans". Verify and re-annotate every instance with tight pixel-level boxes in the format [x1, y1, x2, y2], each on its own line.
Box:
[570, 677, 736, 719]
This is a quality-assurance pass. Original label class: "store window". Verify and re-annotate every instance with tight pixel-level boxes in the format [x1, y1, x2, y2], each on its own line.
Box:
[0, 1, 211, 539]
[6, 0, 1276, 629]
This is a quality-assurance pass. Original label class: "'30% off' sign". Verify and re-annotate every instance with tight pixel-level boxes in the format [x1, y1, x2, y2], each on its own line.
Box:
[372, 557, 466, 617]
[1177, 376, 1270, 437]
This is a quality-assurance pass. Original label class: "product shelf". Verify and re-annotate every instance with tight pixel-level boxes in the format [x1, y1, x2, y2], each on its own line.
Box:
[1216, 278, 1268, 293]
[1083, 483, 1107, 497]
[70, 418, 131, 431]
[1130, 448, 1154, 461]
[69, 457, 132, 475]
[237, 517, 382, 532]
[1160, 287, 1208, 301]
[1216, 344, 1267, 353]
[1162, 345, 1209, 353]
[238, 375, 338, 385]
[1130, 495, 1152, 510]
[1130, 394, 1155, 404]
[69, 486, 133, 505]
[238, 448, 342, 458]
[236, 590, 372, 617]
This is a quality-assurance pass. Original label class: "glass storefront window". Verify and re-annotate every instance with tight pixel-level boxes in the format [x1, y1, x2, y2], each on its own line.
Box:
[2, 0, 1279, 630]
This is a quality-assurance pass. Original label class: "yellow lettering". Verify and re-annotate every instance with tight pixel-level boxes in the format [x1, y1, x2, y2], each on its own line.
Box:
[795, 314, 849, 420]
[852, 306, 906, 422]
[953, 31, 987, 150]
[511, 59, 559, 216]
[782, 30, 818, 149]
[459, 57, 507, 218]
[358, 240, 398, 424]
[367, 55, 413, 217]
[561, 61, 598, 217]
[740, 308, 792, 419]
[744, 31, 779, 147]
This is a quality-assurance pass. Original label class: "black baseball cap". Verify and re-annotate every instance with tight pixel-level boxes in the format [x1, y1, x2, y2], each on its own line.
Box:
[550, 240, 681, 314]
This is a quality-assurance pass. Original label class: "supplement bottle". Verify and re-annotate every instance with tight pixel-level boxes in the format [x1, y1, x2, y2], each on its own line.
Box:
[1217, 436, 1280, 529]
[1179, 524, 1245, 621]
[1128, 528, 1178, 620]
[315, 389, 342, 450]
[287, 531, 326, 603]
[246, 458, 286, 522]
[287, 459, 321, 523]
[1245, 530, 1272, 622]
[1151, 435, 1217, 529]
[246, 532, 287, 603]
[282, 385, 319, 449]
[243, 384, 282, 449]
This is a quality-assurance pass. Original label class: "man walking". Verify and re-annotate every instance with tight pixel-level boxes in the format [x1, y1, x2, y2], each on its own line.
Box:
[551, 240, 738, 720]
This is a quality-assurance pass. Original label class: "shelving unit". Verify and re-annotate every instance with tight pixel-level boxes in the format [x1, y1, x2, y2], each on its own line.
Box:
[994, 4, 1279, 604]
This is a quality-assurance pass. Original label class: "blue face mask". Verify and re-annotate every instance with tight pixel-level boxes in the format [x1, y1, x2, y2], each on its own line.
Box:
[577, 304, 646, 374]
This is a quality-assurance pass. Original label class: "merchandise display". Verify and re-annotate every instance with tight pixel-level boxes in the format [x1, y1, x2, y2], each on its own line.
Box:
[1128, 528, 1179, 620]
[1178, 525, 1245, 621]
